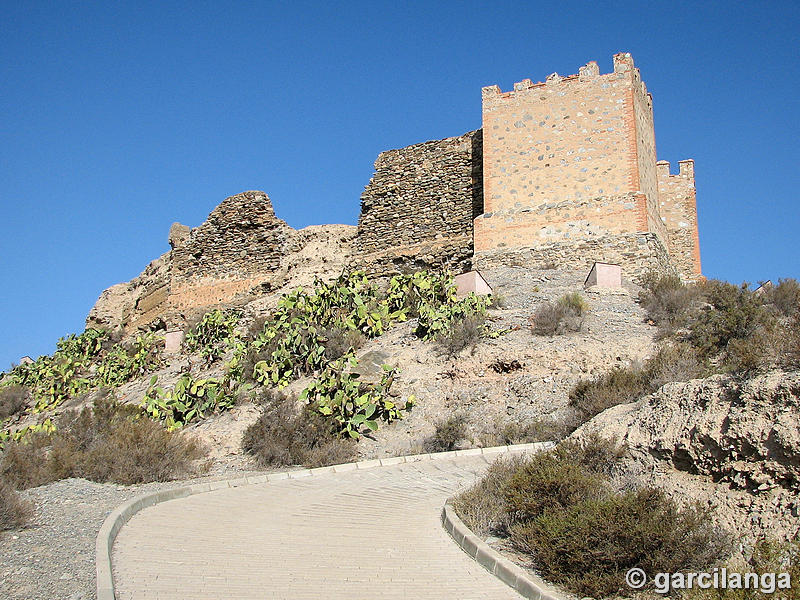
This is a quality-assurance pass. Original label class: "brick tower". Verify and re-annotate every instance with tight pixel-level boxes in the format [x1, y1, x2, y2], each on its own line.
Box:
[474, 53, 700, 279]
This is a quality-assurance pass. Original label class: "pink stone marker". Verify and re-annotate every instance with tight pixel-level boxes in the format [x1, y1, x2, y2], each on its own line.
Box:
[454, 270, 493, 297]
[584, 262, 622, 288]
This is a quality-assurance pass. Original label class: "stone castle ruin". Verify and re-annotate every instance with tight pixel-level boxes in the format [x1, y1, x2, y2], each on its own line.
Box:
[88, 53, 701, 333]
[357, 52, 700, 279]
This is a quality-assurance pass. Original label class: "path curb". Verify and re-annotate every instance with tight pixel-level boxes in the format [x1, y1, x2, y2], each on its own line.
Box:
[441, 503, 565, 600]
[96, 442, 548, 600]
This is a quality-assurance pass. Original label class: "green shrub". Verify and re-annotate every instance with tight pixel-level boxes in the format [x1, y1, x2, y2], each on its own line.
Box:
[435, 313, 486, 356]
[689, 281, 773, 358]
[569, 365, 648, 422]
[0, 477, 31, 531]
[637, 275, 797, 375]
[556, 434, 626, 475]
[569, 343, 706, 425]
[1, 397, 204, 489]
[423, 413, 469, 452]
[0, 385, 30, 420]
[645, 341, 705, 389]
[456, 437, 728, 599]
[450, 454, 527, 536]
[531, 292, 587, 335]
[638, 272, 698, 330]
[454, 436, 622, 533]
[185, 309, 241, 364]
[503, 451, 607, 522]
[724, 324, 782, 374]
[765, 278, 800, 317]
[241, 391, 356, 468]
[509, 487, 729, 598]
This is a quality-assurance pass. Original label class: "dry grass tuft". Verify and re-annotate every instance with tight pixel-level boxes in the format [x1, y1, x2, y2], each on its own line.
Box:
[242, 391, 356, 468]
[531, 292, 588, 335]
[0, 477, 32, 531]
[0, 396, 205, 489]
[0, 385, 30, 420]
[423, 413, 469, 452]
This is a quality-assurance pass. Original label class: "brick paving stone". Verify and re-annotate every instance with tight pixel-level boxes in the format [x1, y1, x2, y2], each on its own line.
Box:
[113, 456, 522, 599]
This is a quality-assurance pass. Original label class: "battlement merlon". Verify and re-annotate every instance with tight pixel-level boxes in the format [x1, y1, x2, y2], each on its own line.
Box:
[481, 53, 652, 111]
[657, 159, 696, 184]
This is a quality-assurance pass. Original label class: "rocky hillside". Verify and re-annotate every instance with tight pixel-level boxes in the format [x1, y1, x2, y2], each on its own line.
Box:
[3, 190, 798, 568]
[186, 266, 657, 464]
[572, 370, 800, 550]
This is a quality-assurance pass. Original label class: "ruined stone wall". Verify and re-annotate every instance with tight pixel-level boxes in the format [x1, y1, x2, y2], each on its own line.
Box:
[354, 131, 482, 275]
[658, 160, 702, 278]
[171, 191, 293, 281]
[88, 191, 302, 332]
[475, 53, 669, 257]
[88, 54, 702, 334]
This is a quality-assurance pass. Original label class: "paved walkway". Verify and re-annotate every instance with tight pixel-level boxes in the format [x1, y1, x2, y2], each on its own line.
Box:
[112, 455, 523, 599]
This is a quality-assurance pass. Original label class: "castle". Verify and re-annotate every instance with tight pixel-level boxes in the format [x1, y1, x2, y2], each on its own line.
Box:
[88, 53, 701, 332]
[357, 52, 700, 281]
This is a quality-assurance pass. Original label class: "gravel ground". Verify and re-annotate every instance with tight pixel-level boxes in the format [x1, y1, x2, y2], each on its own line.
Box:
[0, 461, 265, 600]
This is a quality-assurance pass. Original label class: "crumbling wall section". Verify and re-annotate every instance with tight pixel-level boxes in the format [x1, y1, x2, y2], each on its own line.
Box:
[354, 131, 482, 275]
[171, 191, 293, 281]
[88, 191, 300, 332]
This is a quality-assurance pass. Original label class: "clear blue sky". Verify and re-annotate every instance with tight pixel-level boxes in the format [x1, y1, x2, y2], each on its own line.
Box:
[1, 1, 798, 369]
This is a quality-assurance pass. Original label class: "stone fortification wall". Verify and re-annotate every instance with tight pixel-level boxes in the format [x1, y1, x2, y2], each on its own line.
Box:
[475, 53, 669, 258]
[87, 192, 357, 333]
[171, 191, 293, 280]
[627, 58, 668, 244]
[87, 53, 702, 334]
[354, 131, 482, 275]
[474, 232, 673, 283]
[657, 160, 702, 278]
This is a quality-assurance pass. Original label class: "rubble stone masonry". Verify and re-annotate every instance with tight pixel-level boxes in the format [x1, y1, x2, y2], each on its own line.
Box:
[354, 131, 482, 275]
[88, 191, 298, 332]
